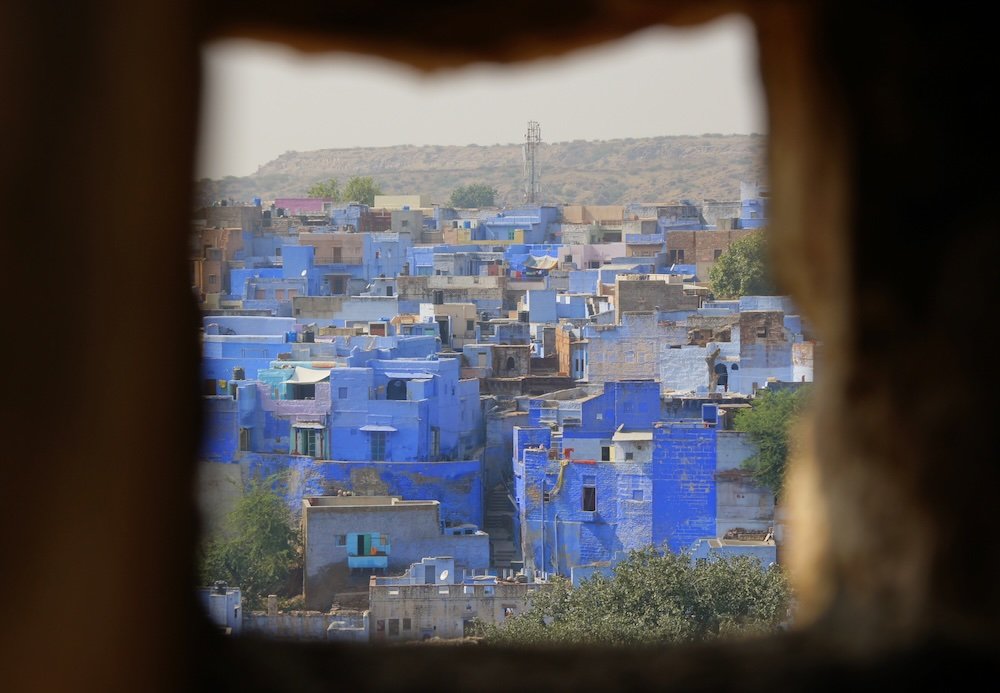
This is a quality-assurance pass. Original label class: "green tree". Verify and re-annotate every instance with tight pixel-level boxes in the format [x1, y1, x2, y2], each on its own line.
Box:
[198, 474, 302, 609]
[306, 178, 341, 200]
[708, 229, 776, 299]
[735, 385, 813, 497]
[478, 547, 790, 646]
[449, 183, 498, 208]
[342, 175, 382, 206]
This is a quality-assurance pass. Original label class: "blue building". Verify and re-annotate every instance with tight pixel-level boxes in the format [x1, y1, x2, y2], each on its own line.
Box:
[477, 207, 560, 245]
[201, 315, 301, 383]
[513, 380, 726, 577]
[738, 180, 769, 229]
[201, 350, 485, 528]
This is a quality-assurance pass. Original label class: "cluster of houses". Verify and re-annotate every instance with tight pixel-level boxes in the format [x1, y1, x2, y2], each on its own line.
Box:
[194, 182, 815, 642]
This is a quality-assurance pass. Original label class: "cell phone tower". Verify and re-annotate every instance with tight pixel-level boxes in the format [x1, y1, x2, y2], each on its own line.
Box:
[523, 120, 541, 204]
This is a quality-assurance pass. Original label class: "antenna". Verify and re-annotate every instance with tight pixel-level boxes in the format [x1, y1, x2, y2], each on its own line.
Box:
[523, 120, 541, 204]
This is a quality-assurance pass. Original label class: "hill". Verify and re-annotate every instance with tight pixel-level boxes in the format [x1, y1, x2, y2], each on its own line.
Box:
[194, 133, 766, 208]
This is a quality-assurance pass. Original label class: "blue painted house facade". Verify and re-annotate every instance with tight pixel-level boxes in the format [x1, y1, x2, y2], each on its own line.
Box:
[513, 380, 718, 577]
[202, 352, 486, 527]
[477, 207, 560, 245]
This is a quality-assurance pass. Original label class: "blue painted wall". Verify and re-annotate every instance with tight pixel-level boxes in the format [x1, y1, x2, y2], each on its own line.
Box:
[406, 246, 435, 276]
[514, 382, 719, 576]
[228, 267, 282, 300]
[202, 315, 296, 335]
[652, 424, 717, 553]
[526, 290, 558, 323]
[478, 207, 559, 244]
[199, 396, 239, 462]
[738, 296, 797, 314]
[555, 294, 589, 319]
[568, 270, 599, 295]
[243, 453, 483, 526]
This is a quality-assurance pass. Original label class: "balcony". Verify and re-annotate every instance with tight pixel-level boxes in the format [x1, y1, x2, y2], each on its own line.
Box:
[348, 554, 389, 570]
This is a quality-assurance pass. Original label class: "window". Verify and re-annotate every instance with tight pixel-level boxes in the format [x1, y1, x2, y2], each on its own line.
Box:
[631, 489, 644, 501]
[295, 428, 322, 457]
[388, 619, 399, 636]
[239, 428, 250, 452]
[582, 484, 597, 512]
[338, 387, 348, 399]
[756, 326, 768, 338]
[466, 319, 475, 332]
[714, 248, 723, 260]
[625, 451, 634, 461]
[401, 220, 409, 227]
[670, 249, 685, 263]
[431, 427, 440, 458]
[290, 383, 315, 399]
[601, 446, 611, 462]
[370, 431, 386, 461]
[334, 534, 347, 547]
[402, 618, 411, 631]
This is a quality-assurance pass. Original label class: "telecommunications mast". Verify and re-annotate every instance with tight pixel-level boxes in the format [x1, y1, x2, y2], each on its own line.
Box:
[523, 120, 541, 204]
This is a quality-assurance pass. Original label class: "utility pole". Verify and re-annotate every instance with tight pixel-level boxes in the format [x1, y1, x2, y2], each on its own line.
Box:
[523, 120, 541, 204]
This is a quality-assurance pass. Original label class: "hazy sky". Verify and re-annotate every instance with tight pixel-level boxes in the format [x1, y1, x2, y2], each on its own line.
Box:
[196, 15, 764, 180]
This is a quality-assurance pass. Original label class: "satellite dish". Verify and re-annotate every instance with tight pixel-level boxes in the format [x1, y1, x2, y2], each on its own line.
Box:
[300, 269, 307, 277]
[439, 569, 449, 582]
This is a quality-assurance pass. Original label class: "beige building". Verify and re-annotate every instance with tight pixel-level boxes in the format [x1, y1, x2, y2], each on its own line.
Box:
[368, 556, 541, 641]
[613, 273, 702, 324]
[418, 302, 481, 349]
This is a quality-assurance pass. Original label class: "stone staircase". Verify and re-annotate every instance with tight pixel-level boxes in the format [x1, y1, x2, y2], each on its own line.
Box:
[484, 482, 519, 571]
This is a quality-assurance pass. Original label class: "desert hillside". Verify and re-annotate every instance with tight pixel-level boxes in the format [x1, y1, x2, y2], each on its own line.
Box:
[195, 133, 766, 208]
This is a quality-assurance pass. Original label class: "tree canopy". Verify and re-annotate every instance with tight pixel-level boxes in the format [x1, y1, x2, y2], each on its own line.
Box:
[478, 547, 790, 646]
[449, 183, 498, 208]
[736, 385, 813, 498]
[306, 178, 340, 200]
[343, 175, 382, 206]
[198, 474, 302, 609]
[708, 229, 776, 299]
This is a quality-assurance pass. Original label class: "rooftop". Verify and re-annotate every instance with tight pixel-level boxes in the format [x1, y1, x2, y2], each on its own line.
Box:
[304, 496, 439, 509]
